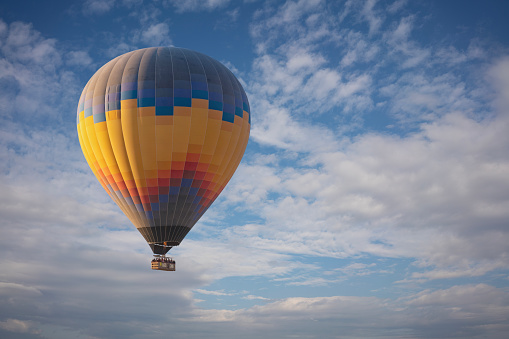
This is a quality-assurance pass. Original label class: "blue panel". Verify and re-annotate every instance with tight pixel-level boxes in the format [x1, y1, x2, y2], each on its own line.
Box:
[145, 211, 154, 219]
[191, 81, 207, 91]
[121, 90, 137, 100]
[235, 106, 243, 117]
[93, 112, 106, 123]
[189, 187, 199, 196]
[174, 97, 192, 107]
[224, 102, 235, 114]
[181, 178, 192, 187]
[209, 91, 222, 102]
[151, 203, 160, 211]
[192, 89, 208, 99]
[174, 88, 191, 97]
[138, 97, 155, 107]
[84, 107, 93, 118]
[156, 97, 173, 106]
[125, 196, 135, 205]
[169, 187, 180, 194]
[222, 111, 235, 123]
[156, 106, 173, 116]
[135, 205, 144, 215]
[138, 88, 155, 98]
[159, 195, 169, 203]
[107, 92, 121, 110]
[209, 100, 223, 111]
[93, 103, 105, 114]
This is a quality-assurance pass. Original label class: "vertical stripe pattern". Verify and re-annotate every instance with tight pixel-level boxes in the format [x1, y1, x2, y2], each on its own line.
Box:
[77, 47, 251, 254]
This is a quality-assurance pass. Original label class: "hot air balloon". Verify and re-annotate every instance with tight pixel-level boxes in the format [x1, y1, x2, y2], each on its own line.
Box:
[76, 47, 250, 270]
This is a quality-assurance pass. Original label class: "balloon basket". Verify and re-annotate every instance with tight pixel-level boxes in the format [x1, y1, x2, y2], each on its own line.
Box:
[151, 255, 176, 271]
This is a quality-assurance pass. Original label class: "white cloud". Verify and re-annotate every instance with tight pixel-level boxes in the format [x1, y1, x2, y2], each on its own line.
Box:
[168, 0, 232, 12]
[487, 57, 509, 116]
[184, 284, 509, 338]
[361, 0, 384, 35]
[0, 319, 39, 334]
[387, 0, 408, 14]
[0, 20, 78, 120]
[379, 72, 478, 122]
[66, 50, 93, 66]
[139, 22, 171, 46]
[242, 294, 270, 301]
[195, 289, 239, 296]
[83, 0, 116, 15]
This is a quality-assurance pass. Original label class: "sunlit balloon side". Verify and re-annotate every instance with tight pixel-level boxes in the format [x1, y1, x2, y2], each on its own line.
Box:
[76, 47, 250, 268]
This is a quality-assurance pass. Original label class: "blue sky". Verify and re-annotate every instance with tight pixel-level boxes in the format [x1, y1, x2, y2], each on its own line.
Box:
[1, 0, 509, 338]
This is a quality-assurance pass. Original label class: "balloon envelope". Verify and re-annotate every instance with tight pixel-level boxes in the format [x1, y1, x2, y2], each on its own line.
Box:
[77, 47, 250, 254]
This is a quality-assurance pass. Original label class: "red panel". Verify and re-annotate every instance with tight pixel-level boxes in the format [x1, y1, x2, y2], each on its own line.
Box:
[128, 187, 139, 196]
[158, 178, 170, 186]
[184, 162, 198, 171]
[171, 170, 184, 178]
[146, 178, 158, 187]
[194, 171, 206, 180]
[158, 169, 171, 178]
[186, 153, 200, 162]
[148, 186, 159, 195]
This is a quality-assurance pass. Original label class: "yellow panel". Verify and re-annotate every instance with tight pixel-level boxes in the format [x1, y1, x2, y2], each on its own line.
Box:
[188, 108, 208, 146]
[215, 115, 251, 194]
[218, 119, 242, 174]
[201, 116, 222, 157]
[106, 110, 133, 181]
[156, 121, 173, 171]
[84, 116, 108, 180]
[139, 115, 157, 178]
[172, 152, 187, 162]
[121, 102, 146, 186]
[95, 122, 140, 226]
[173, 116, 191, 153]
[210, 126, 233, 170]
[78, 122, 106, 190]
[192, 98, 208, 108]
[84, 117, 136, 221]
[174, 107, 192, 116]
[210, 120, 241, 191]
[138, 106, 155, 117]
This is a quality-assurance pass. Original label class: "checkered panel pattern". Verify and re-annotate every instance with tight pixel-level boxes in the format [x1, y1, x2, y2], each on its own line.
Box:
[77, 47, 250, 254]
